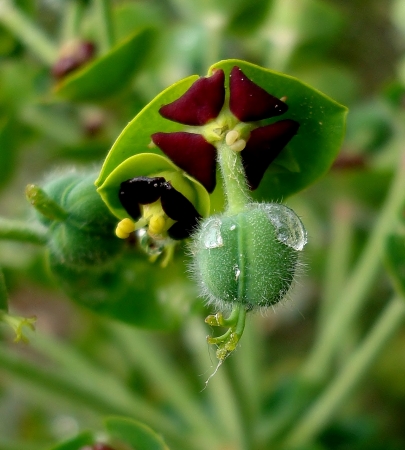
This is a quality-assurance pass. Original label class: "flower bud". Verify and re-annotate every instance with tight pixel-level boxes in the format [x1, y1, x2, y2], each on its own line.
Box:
[32, 171, 123, 269]
[191, 203, 307, 310]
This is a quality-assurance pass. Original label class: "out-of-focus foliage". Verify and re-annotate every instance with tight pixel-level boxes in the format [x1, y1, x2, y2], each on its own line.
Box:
[0, 1, 405, 450]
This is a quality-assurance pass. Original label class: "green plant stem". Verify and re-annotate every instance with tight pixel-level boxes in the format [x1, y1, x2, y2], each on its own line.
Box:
[217, 141, 250, 214]
[227, 317, 261, 446]
[0, 340, 184, 447]
[0, 218, 47, 245]
[184, 317, 249, 450]
[318, 200, 354, 334]
[94, 0, 115, 53]
[0, 267, 8, 311]
[0, 0, 58, 65]
[283, 295, 405, 448]
[301, 153, 405, 384]
[61, 0, 85, 42]
[108, 322, 222, 445]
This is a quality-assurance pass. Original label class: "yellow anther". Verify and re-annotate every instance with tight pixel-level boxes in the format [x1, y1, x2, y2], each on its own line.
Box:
[230, 139, 246, 152]
[148, 215, 166, 236]
[226, 130, 240, 146]
[115, 218, 135, 239]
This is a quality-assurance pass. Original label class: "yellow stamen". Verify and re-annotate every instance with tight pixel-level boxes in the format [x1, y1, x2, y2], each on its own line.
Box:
[226, 130, 240, 146]
[116, 218, 135, 239]
[230, 139, 246, 152]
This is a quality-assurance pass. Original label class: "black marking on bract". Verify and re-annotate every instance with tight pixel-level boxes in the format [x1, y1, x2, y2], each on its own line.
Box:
[119, 177, 201, 240]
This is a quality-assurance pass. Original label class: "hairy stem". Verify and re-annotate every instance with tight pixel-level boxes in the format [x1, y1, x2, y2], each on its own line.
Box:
[217, 141, 251, 215]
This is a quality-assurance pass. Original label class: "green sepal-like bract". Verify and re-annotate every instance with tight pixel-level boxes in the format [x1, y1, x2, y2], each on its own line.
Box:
[97, 153, 210, 221]
[96, 59, 347, 205]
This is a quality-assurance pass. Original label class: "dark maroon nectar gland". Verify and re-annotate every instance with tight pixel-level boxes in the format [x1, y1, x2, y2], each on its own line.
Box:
[229, 66, 289, 121]
[151, 132, 217, 193]
[159, 69, 225, 125]
[241, 119, 300, 189]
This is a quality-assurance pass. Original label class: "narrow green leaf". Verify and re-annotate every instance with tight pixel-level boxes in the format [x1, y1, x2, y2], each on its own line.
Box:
[0, 118, 17, 191]
[105, 416, 170, 450]
[47, 431, 94, 450]
[385, 232, 405, 298]
[0, 267, 8, 311]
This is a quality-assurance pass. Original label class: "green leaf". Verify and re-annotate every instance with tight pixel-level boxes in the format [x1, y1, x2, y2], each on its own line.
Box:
[49, 252, 194, 330]
[105, 416, 170, 450]
[385, 232, 405, 298]
[0, 118, 17, 191]
[47, 431, 94, 450]
[54, 27, 155, 102]
[209, 59, 347, 201]
[0, 267, 8, 311]
[98, 153, 210, 220]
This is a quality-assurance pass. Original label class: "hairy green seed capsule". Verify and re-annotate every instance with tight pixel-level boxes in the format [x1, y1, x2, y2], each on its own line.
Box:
[191, 203, 307, 310]
[32, 171, 123, 269]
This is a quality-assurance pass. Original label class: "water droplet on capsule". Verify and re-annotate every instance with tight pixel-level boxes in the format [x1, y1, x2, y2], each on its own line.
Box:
[257, 204, 308, 251]
[202, 218, 224, 249]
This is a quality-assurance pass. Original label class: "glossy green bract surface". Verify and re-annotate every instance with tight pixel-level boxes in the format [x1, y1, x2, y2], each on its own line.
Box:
[97, 153, 210, 221]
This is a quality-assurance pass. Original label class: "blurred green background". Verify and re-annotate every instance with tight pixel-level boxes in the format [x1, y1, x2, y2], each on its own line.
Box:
[1, 1, 405, 449]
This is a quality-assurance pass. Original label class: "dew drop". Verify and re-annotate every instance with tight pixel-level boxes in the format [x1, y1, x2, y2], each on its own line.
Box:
[230, 224, 236, 231]
[234, 264, 241, 281]
[258, 204, 308, 251]
[137, 228, 165, 255]
[202, 218, 224, 249]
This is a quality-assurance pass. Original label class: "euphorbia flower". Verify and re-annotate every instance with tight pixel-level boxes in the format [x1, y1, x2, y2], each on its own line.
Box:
[151, 66, 300, 192]
[97, 153, 210, 244]
[118, 175, 201, 240]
